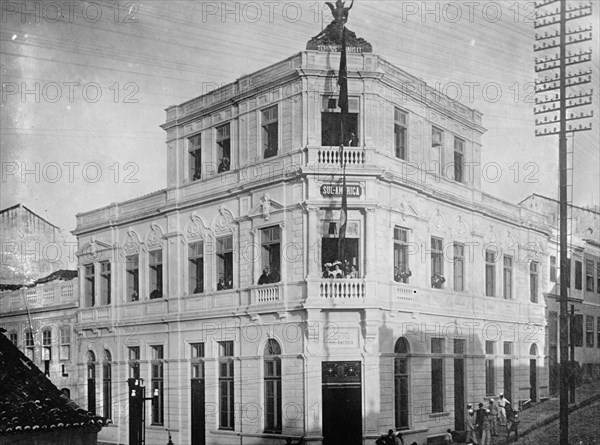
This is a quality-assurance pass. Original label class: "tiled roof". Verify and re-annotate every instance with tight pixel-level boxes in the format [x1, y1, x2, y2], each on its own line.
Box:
[32, 270, 78, 285]
[0, 328, 107, 435]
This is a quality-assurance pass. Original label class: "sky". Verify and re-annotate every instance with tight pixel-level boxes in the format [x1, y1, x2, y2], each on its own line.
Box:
[1, 0, 599, 235]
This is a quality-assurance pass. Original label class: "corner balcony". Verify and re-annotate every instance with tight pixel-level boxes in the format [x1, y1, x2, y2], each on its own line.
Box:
[305, 146, 375, 170]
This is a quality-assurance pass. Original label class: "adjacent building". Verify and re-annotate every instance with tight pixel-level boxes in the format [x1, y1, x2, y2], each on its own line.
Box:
[521, 194, 600, 393]
[71, 24, 552, 445]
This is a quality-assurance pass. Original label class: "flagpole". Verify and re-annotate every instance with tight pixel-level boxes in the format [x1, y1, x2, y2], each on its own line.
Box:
[338, 26, 348, 268]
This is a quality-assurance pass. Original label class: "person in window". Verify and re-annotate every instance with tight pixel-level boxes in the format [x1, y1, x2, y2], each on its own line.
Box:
[323, 263, 333, 278]
[217, 276, 225, 291]
[218, 157, 230, 173]
[225, 275, 233, 289]
[347, 264, 358, 278]
[150, 288, 162, 299]
[131, 290, 139, 302]
[270, 266, 280, 283]
[347, 132, 358, 147]
[192, 170, 201, 181]
[394, 266, 401, 282]
[258, 267, 270, 285]
[264, 146, 276, 159]
[193, 283, 203, 294]
[331, 261, 344, 279]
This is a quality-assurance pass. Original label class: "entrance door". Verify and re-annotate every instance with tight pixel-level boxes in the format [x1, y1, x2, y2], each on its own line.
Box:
[191, 379, 205, 445]
[454, 358, 465, 431]
[322, 361, 362, 445]
[530, 359, 537, 402]
[503, 359, 512, 403]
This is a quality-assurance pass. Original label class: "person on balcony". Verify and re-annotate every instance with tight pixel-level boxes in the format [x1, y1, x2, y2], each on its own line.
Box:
[323, 263, 333, 278]
[218, 156, 230, 173]
[217, 276, 225, 291]
[347, 264, 358, 278]
[270, 266, 280, 283]
[258, 267, 271, 285]
[330, 261, 344, 278]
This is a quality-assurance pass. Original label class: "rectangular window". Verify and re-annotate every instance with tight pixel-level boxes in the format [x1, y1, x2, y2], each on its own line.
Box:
[550, 255, 557, 282]
[260, 226, 281, 284]
[431, 338, 444, 413]
[84, 264, 95, 307]
[100, 261, 111, 305]
[503, 256, 513, 299]
[189, 242, 204, 294]
[191, 342, 205, 379]
[264, 356, 282, 433]
[103, 358, 112, 420]
[453, 243, 464, 291]
[485, 341, 494, 355]
[503, 341, 513, 355]
[431, 237, 444, 288]
[454, 339, 466, 354]
[128, 346, 140, 379]
[42, 330, 51, 376]
[25, 330, 34, 360]
[395, 108, 408, 160]
[549, 312, 558, 346]
[149, 250, 163, 299]
[530, 261, 539, 303]
[151, 345, 164, 425]
[454, 137, 464, 183]
[585, 259, 594, 292]
[575, 260, 582, 290]
[431, 127, 443, 176]
[262, 106, 278, 158]
[9, 332, 17, 346]
[189, 134, 202, 181]
[216, 123, 231, 172]
[126, 254, 139, 301]
[321, 96, 359, 147]
[572, 314, 583, 347]
[485, 359, 495, 396]
[217, 236, 234, 290]
[485, 250, 496, 297]
[59, 326, 70, 361]
[219, 341, 235, 430]
[585, 316, 594, 348]
[394, 228, 410, 283]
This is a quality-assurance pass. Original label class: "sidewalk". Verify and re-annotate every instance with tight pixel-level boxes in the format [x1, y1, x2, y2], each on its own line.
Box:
[487, 382, 600, 444]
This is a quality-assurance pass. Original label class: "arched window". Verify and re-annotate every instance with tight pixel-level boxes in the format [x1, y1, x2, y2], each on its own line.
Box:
[87, 351, 96, 414]
[394, 337, 410, 430]
[264, 339, 282, 433]
[103, 350, 112, 419]
[530, 344, 538, 356]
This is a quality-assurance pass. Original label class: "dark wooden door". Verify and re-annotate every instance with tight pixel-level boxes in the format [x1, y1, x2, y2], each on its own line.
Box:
[504, 359, 512, 403]
[191, 379, 205, 445]
[322, 386, 362, 445]
[530, 359, 537, 402]
[454, 358, 465, 431]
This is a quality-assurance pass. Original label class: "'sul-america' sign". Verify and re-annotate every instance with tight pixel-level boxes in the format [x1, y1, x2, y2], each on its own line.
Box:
[320, 184, 362, 197]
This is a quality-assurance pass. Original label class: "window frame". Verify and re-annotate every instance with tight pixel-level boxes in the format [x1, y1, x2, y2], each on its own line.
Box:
[394, 227, 411, 283]
[103, 350, 112, 420]
[575, 260, 583, 290]
[431, 237, 444, 288]
[216, 123, 231, 173]
[216, 236, 234, 291]
[550, 255, 557, 282]
[585, 259, 594, 292]
[84, 263, 95, 307]
[585, 315, 594, 348]
[394, 108, 408, 160]
[430, 338, 445, 413]
[485, 249, 496, 297]
[264, 339, 282, 434]
[218, 340, 235, 430]
[453, 136, 465, 183]
[503, 255, 513, 299]
[149, 249, 163, 299]
[189, 242, 205, 295]
[151, 345, 165, 425]
[59, 326, 71, 361]
[100, 260, 111, 305]
[128, 346, 140, 379]
[453, 242, 465, 291]
[530, 261, 539, 303]
[261, 226, 281, 284]
[261, 105, 279, 159]
[188, 133, 202, 181]
[126, 254, 140, 302]
[394, 337, 410, 430]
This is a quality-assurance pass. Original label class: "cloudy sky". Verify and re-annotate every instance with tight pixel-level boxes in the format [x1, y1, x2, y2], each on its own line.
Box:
[1, 0, 599, 234]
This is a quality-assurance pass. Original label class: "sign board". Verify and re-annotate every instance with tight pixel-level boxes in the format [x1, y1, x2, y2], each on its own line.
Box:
[320, 184, 362, 197]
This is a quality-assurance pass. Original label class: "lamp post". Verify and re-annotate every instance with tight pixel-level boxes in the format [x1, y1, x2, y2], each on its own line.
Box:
[128, 378, 159, 445]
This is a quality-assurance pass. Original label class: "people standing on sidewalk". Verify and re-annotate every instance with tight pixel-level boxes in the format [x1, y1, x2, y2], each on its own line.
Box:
[488, 398, 498, 436]
[480, 409, 492, 445]
[497, 393, 511, 426]
[466, 409, 478, 445]
[506, 409, 520, 440]
[475, 402, 485, 442]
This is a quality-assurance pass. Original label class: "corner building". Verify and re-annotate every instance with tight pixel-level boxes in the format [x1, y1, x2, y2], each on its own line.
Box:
[74, 44, 551, 445]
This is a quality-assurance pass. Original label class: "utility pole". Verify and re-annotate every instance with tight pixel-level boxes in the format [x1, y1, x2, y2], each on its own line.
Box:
[534, 1, 593, 444]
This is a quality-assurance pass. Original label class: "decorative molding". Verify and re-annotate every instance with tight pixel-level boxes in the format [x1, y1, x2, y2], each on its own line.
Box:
[429, 208, 447, 234]
[184, 212, 209, 241]
[212, 205, 236, 232]
[146, 222, 165, 248]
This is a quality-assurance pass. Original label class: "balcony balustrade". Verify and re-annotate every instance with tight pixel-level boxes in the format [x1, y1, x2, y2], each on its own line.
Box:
[0, 281, 76, 314]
